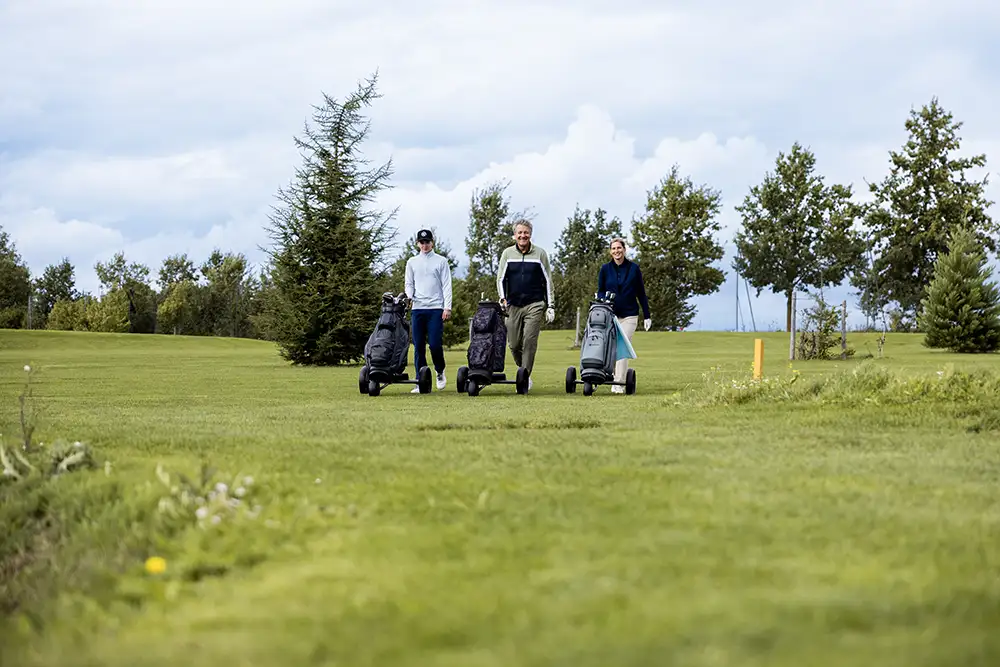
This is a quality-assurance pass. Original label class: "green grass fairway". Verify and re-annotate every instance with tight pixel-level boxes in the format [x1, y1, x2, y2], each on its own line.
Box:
[2, 328, 1000, 666]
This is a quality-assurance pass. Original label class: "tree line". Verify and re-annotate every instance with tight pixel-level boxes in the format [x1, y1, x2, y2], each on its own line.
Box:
[0, 73, 994, 362]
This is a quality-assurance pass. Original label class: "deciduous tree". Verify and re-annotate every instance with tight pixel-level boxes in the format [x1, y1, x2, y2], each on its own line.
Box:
[0, 227, 31, 328]
[733, 142, 865, 331]
[32, 258, 77, 328]
[94, 252, 156, 333]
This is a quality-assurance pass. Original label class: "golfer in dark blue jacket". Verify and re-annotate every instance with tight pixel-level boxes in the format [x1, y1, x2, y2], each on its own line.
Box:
[597, 237, 651, 393]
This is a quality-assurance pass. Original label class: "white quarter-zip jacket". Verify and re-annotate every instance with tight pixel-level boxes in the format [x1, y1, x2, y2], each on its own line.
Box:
[404, 250, 453, 310]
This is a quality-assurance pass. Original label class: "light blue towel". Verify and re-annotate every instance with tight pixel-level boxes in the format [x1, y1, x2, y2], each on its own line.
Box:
[614, 317, 637, 360]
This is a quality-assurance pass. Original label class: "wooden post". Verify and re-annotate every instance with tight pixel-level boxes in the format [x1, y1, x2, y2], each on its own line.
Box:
[753, 338, 764, 379]
[573, 306, 581, 348]
[788, 292, 796, 361]
[841, 300, 847, 360]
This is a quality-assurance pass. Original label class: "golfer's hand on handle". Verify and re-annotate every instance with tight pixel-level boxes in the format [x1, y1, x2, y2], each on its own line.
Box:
[442, 309, 451, 321]
[644, 318, 651, 331]
[546, 307, 555, 324]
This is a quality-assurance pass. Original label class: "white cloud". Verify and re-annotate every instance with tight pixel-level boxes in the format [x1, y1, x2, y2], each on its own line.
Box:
[1, 0, 999, 330]
[0, 136, 296, 230]
[377, 105, 772, 255]
[1, 205, 124, 262]
[0, 201, 271, 296]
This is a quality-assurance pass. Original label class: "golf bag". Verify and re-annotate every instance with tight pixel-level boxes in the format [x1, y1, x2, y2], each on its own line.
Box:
[578, 299, 618, 382]
[364, 292, 410, 381]
[467, 300, 507, 375]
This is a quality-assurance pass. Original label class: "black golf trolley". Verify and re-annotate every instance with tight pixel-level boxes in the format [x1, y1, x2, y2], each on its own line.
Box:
[566, 293, 636, 396]
[455, 298, 530, 396]
[358, 292, 433, 397]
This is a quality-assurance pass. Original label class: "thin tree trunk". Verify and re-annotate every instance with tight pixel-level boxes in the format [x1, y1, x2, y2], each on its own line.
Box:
[786, 291, 793, 332]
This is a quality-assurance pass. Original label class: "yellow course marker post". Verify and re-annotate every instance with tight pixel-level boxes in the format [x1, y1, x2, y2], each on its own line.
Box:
[753, 338, 764, 379]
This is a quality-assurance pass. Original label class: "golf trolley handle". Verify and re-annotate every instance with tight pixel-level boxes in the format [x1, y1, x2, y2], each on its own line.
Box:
[593, 291, 616, 304]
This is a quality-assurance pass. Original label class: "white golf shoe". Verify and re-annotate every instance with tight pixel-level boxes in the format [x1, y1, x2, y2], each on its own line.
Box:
[436, 372, 446, 390]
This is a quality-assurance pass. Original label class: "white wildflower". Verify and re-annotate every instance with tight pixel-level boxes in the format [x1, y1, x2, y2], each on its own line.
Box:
[196, 506, 209, 520]
[23, 365, 30, 372]
[211, 515, 221, 525]
[315, 478, 321, 484]
[234, 486, 246, 498]
[243, 476, 254, 486]
[215, 482, 228, 494]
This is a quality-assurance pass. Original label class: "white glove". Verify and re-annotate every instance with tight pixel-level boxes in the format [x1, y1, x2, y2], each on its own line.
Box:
[545, 307, 555, 323]
[644, 318, 651, 331]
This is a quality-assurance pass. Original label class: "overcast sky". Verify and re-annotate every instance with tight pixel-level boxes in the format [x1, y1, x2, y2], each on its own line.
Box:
[2, 0, 998, 331]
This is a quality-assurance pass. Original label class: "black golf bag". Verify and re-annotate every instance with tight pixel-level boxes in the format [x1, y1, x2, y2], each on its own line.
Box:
[466, 300, 507, 379]
[364, 292, 411, 382]
[578, 299, 618, 383]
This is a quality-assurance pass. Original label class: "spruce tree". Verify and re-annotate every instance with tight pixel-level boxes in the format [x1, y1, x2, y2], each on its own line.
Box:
[918, 226, 1000, 353]
[260, 73, 397, 365]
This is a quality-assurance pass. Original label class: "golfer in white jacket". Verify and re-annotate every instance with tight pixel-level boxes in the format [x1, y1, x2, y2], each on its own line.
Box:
[404, 229, 453, 392]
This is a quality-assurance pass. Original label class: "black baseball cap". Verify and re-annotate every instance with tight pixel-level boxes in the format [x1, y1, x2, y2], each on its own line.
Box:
[416, 229, 434, 242]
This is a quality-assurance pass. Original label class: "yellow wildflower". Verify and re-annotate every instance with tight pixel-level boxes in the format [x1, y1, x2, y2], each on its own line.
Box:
[145, 556, 167, 575]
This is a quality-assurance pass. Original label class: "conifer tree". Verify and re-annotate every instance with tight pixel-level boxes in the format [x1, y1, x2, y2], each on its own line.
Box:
[632, 165, 727, 330]
[918, 226, 1000, 353]
[259, 73, 397, 365]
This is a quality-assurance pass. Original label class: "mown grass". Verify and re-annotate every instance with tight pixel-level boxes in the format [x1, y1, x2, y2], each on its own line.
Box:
[1, 327, 999, 666]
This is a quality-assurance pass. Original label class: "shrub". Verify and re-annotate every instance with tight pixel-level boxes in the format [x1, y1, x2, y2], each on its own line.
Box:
[796, 295, 853, 360]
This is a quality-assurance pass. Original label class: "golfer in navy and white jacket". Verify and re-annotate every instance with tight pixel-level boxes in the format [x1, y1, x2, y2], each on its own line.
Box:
[405, 229, 453, 392]
[597, 237, 651, 393]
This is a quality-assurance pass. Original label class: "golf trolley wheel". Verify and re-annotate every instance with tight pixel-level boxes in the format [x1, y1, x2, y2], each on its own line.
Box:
[418, 366, 432, 394]
[565, 367, 577, 393]
[515, 367, 529, 395]
[359, 365, 370, 394]
[456, 366, 469, 393]
[625, 368, 637, 395]
[583, 381, 594, 397]
[467, 380, 480, 396]
[367, 379, 381, 397]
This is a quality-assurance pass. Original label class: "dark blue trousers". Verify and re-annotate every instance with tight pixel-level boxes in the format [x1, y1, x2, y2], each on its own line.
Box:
[411, 309, 445, 376]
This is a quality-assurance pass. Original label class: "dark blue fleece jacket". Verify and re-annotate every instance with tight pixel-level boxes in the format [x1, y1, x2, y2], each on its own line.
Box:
[597, 258, 651, 319]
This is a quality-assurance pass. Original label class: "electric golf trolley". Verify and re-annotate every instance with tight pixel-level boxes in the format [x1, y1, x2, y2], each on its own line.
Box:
[566, 293, 637, 396]
[358, 292, 433, 397]
[455, 298, 530, 396]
